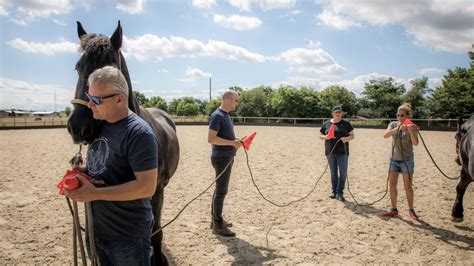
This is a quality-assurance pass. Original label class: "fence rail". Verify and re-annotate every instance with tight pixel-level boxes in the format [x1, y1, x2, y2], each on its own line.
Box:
[0, 116, 459, 131]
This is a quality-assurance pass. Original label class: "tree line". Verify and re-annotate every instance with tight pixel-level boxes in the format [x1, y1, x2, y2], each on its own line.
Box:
[134, 53, 473, 119]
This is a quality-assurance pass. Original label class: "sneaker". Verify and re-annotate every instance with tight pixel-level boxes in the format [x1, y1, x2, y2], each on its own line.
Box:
[409, 209, 419, 220]
[336, 195, 346, 202]
[383, 208, 399, 217]
[329, 193, 336, 199]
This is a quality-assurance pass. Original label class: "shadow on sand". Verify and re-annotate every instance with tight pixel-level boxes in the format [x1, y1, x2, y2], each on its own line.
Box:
[342, 198, 474, 251]
[217, 234, 287, 265]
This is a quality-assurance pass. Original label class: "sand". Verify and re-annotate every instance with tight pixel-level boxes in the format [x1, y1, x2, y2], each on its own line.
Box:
[0, 126, 472, 264]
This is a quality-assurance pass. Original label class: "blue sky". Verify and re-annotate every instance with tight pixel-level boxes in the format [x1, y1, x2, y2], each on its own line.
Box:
[0, 0, 472, 111]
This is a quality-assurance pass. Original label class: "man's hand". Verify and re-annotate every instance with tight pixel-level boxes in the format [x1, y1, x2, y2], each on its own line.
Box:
[63, 175, 97, 202]
[233, 140, 243, 149]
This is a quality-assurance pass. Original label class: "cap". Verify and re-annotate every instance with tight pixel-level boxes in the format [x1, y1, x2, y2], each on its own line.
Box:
[331, 106, 343, 113]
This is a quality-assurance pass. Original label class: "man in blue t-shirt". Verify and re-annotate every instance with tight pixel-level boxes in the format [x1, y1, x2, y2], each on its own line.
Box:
[64, 66, 158, 265]
[208, 90, 242, 237]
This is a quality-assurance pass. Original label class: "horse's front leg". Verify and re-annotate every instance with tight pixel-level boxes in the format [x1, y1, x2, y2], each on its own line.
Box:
[452, 169, 472, 222]
[151, 187, 168, 266]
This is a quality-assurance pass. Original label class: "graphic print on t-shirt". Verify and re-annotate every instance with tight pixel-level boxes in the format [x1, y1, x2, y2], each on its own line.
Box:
[87, 137, 109, 176]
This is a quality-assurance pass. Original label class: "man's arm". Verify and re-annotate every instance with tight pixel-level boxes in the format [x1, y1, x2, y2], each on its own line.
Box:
[208, 129, 242, 149]
[64, 168, 158, 202]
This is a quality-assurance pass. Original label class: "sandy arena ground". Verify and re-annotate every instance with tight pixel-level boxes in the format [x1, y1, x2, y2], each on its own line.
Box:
[0, 126, 473, 264]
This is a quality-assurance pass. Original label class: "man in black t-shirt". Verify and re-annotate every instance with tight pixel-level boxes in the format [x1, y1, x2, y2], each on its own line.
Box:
[319, 106, 355, 202]
[208, 90, 242, 237]
[64, 66, 158, 265]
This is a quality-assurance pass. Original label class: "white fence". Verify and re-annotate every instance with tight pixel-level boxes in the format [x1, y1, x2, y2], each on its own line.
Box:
[0, 116, 459, 130]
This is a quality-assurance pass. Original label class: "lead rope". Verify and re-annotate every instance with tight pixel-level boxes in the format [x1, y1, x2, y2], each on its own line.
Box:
[67, 144, 97, 266]
[151, 158, 234, 237]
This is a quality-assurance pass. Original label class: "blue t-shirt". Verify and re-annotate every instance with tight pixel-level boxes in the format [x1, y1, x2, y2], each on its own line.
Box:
[209, 108, 236, 158]
[320, 119, 354, 155]
[86, 113, 158, 240]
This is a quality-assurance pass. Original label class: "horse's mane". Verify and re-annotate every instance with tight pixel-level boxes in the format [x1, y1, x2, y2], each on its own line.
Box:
[75, 34, 119, 76]
[461, 115, 474, 133]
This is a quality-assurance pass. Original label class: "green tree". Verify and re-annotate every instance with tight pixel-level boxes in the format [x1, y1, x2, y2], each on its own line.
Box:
[426, 64, 474, 118]
[236, 86, 273, 117]
[143, 96, 168, 111]
[402, 77, 428, 118]
[133, 91, 148, 105]
[64, 106, 72, 116]
[205, 99, 221, 116]
[270, 86, 321, 117]
[169, 96, 201, 116]
[319, 85, 360, 116]
[360, 77, 406, 118]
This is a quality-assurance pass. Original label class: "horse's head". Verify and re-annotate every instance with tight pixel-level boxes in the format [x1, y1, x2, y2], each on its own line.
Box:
[67, 21, 140, 144]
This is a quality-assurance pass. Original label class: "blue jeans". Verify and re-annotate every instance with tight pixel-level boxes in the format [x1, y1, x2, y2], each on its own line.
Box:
[389, 159, 414, 173]
[326, 154, 348, 196]
[91, 235, 152, 266]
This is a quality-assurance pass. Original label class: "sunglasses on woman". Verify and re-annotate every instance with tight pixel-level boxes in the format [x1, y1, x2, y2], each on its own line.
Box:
[396, 114, 406, 117]
[86, 92, 119, 105]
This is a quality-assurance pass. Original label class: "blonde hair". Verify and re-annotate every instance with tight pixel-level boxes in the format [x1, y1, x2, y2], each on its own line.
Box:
[398, 102, 412, 116]
[88, 66, 129, 99]
[222, 90, 239, 100]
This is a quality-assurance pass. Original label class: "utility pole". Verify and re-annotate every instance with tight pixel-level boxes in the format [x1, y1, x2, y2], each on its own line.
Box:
[54, 90, 57, 112]
[209, 78, 212, 102]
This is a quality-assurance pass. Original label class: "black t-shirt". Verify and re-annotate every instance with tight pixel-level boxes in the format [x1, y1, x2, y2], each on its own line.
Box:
[320, 119, 354, 155]
[209, 108, 236, 158]
[86, 113, 158, 240]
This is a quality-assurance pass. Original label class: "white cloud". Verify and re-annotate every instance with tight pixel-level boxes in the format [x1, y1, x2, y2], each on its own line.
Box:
[418, 68, 445, 76]
[76, 0, 93, 11]
[192, 0, 216, 9]
[186, 66, 212, 78]
[1, 0, 72, 26]
[317, 9, 360, 30]
[116, 0, 144, 14]
[9, 18, 28, 27]
[157, 68, 169, 73]
[52, 19, 67, 26]
[123, 34, 267, 63]
[308, 40, 321, 49]
[316, 0, 474, 53]
[0, 78, 74, 111]
[0, 5, 9, 16]
[7, 38, 78, 55]
[228, 0, 295, 12]
[213, 14, 262, 31]
[292, 10, 302, 15]
[273, 76, 322, 89]
[280, 46, 347, 76]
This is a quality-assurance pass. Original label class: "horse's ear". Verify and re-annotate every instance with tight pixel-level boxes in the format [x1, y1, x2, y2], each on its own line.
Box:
[110, 20, 122, 50]
[77, 21, 87, 39]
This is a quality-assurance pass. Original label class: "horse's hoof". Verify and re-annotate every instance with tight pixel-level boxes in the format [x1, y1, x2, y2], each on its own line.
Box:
[452, 216, 464, 222]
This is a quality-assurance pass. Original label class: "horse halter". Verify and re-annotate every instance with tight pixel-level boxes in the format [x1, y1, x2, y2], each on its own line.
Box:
[70, 50, 123, 107]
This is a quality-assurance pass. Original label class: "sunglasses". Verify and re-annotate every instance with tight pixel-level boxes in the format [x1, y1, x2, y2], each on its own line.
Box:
[396, 114, 406, 117]
[86, 92, 119, 105]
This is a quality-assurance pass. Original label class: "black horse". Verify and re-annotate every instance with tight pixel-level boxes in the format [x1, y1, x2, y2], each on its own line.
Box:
[67, 21, 180, 265]
[452, 115, 473, 222]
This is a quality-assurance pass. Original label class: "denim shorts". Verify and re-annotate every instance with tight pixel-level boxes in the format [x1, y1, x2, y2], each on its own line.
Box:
[389, 159, 414, 173]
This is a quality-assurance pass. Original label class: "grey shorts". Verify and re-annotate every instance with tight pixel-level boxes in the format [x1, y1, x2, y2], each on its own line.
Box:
[389, 159, 414, 173]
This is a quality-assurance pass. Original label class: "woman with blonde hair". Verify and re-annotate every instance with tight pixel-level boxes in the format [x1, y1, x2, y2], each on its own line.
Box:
[383, 103, 419, 219]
